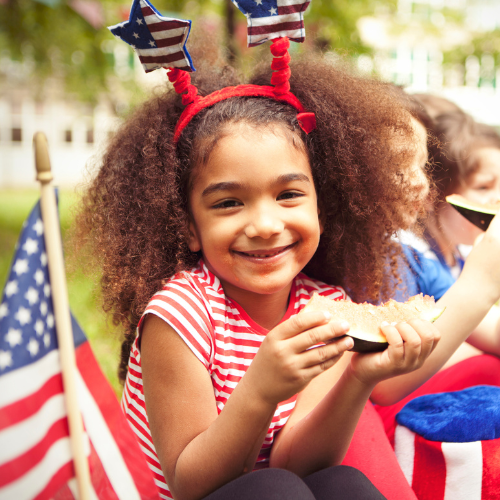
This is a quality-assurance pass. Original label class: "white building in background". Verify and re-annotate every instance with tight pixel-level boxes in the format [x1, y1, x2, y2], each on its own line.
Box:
[0, 46, 165, 189]
[357, 0, 500, 127]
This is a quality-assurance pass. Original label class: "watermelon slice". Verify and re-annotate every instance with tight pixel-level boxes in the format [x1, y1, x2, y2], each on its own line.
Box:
[446, 194, 500, 231]
[302, 293, 444, 353]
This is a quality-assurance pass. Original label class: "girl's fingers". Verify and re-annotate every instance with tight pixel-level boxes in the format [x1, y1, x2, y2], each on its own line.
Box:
[407, 318, 440, 358]
[291, 318, 351, 353]
[383, 319, 439, 368]
[301, 336, 354, 369]
[275, 310, 333, 341]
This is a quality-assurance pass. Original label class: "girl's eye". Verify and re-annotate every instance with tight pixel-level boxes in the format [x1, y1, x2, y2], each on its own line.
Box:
[278, 191, 303, 200]
[212, 199, 241, 209]
[472, 184, 493, 191]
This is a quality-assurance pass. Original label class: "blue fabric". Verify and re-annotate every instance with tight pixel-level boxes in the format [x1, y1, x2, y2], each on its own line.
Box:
[396, 385, 500, 442]
[393, 243, 456, 302]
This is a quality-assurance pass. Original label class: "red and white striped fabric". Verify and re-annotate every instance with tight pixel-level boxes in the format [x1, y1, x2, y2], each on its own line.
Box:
[122, 259, 346, 499]
[394, 424, 500, 500]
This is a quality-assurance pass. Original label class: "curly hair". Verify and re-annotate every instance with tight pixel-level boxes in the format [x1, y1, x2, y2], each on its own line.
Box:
[72, 54, 423, 382]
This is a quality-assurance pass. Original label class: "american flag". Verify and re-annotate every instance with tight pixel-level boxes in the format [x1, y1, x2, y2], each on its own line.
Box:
[108, 0, 195, 73]
[232, 0, 311, 47]
[0, 200, 160, 499]
[394, 386, 500, 500]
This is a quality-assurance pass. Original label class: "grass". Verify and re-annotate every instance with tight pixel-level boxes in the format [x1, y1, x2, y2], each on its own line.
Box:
[0, 189, 123, 398]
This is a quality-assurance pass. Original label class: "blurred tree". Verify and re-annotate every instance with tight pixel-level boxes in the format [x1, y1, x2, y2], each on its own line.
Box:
[306, 0, 391, 55]
[0, 0, 383, 104]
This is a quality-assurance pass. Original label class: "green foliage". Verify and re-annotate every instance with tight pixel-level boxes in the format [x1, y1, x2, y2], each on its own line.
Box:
[0, 0, 120, 102]
[306, 0, 389, 55]
[443, 29, 500, 66]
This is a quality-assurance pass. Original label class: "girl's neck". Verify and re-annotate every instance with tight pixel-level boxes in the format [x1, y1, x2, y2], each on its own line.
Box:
[224, 283, 293, 331]
[426, 215, 458, 268]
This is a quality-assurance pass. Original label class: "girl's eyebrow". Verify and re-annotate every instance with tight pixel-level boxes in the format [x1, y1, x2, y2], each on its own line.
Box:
[202, 181, 242, 197]
[201, 173, 310, 198]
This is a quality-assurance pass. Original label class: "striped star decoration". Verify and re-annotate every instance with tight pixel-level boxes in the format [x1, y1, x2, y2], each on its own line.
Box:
[108, 0, 195, 73]
[231, 0, 311, 47]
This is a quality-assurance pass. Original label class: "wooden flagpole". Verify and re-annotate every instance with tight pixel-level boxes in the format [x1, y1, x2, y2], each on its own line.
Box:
[33, 132, 91, 500]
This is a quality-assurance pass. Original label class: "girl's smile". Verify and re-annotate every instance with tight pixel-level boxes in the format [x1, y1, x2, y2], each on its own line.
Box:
[187, 122, 322, 313]
[233, 242, 297, 260]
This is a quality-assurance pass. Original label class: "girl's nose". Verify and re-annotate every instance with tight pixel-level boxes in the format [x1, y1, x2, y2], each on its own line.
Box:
[244, 210, 284, 239]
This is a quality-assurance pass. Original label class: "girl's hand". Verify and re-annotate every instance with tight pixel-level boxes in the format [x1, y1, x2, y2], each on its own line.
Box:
[243, 311, 354, 407]
[349, 318, 440, 386]
[461, 212, 500, 297]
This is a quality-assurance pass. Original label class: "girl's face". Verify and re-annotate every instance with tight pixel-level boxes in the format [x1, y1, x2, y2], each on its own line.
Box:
[440, 146, 500, 245]
[401, 117, 431, 227]
[188, 123, 322, 305]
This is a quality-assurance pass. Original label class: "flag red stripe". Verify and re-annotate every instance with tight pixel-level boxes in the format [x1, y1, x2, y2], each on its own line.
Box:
[481, 437, 500, 499]
[140, 52, 187, 64]
[52, 481, 75, 500]
[140, 7, 188, 30]
[76, 341, 159, 499]
[248, 21, 303, 36]
[0, 417, 69, 486]
[155, 35, 185, 48]
[88, 441, 120, 500]
[0, 374, 63, 431]
[148, 21, 187, 33]
[278, 3, 310, 14]
[33, 460, 75, 500]
[412, 435, 446, 500]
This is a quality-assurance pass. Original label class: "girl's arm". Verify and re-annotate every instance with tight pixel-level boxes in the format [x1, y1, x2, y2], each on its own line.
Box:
[141, 310, 352, 500]
[371, 212, 500, 406]
[270, 319, 439, 475]
[464, 305, 500, 356]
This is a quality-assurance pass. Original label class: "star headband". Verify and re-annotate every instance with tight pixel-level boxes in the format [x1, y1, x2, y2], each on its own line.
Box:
[109, 0, 316, 142]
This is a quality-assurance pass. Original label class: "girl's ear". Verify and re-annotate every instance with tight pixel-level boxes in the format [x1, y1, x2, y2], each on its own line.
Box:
[188, 220, 202, 252]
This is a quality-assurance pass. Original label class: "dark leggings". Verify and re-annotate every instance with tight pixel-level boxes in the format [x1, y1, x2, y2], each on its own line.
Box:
[203, 466, 387, 500]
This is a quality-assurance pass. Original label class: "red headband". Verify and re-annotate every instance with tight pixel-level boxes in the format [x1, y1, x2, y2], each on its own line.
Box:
[167, 37, 316, 143]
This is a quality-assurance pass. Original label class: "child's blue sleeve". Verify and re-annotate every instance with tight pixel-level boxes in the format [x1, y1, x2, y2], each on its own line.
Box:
[394, 244, 456, 302]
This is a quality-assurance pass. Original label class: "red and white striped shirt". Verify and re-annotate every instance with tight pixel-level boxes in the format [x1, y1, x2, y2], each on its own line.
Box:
[122, 260, 346, 499]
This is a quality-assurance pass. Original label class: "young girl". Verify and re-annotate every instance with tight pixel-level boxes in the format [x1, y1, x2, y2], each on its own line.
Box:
[73, 50, 445, 500]
[370, 95, 500, 444]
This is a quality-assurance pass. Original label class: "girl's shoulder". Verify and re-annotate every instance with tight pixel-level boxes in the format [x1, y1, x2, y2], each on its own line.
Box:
[160, 259, 223, 299]
[294, 272, 348, 308]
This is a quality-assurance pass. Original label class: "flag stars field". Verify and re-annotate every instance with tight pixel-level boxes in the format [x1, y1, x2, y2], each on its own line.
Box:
[35, 319, 44, 335]
[15, 306, 31, 325]
[5, 280, 18, 297]
[13, 259, 28, 276]
[26, 338, 39, 356]
[5, 328, 22, 347]
[23, 238, 39, 255]
[0, 350, 12, 369]
[34, 269, 44, 285]
[25, 287, 39, 305]
[33, 218, 44, 236]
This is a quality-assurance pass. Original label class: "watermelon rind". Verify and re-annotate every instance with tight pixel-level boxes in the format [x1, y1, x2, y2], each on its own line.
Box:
[348, 306, 445, 353]
[421, 307, 445, 323]
[446, 195, 499, 231]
